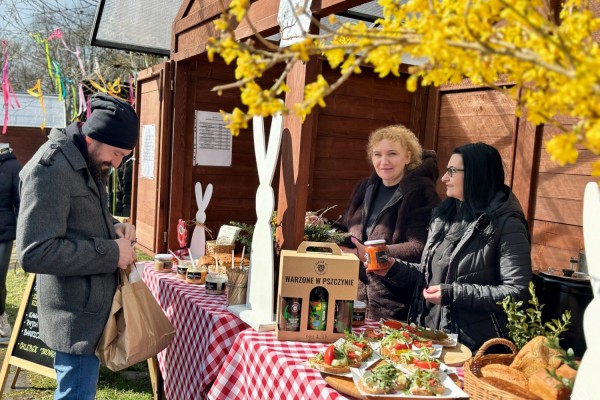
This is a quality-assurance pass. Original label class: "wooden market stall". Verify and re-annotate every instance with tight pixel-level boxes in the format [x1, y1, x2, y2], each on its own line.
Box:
[132, 0, 593, 274]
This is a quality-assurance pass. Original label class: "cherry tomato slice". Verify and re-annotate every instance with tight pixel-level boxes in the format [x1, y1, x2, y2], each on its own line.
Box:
[324, 345, 336, 365]
[382, 319, 403, 330]
[394, 342, 410, 350]
[413, 360, 440, 370]
[413, 340, 433, 348]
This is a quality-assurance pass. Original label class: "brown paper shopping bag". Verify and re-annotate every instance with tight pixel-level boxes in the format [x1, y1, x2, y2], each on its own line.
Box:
[96, 268, 175, 371]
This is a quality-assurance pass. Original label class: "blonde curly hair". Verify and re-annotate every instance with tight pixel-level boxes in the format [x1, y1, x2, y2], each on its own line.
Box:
[366, 125, 423, 171]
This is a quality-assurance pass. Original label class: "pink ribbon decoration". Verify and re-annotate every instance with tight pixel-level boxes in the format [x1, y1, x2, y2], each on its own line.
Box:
[47, 28, 86, 75]
[78, 83, 87, 118]
[2, 40, 21, 134]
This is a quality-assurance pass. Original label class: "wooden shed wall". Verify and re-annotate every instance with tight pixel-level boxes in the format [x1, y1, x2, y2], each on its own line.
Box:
[430, 87, 591, 272]
[172, 55, 284, 242]
[167, 55, 424, 249]
[434, 89, 517, 198]
[166, 0, 595, 263]
[530, 116, 589, 270]
[310, 64, 416, 222]
[0, 127, 49, 166]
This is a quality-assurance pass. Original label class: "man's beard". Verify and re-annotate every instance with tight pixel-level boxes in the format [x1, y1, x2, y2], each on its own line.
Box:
[89, 158, 112, 184]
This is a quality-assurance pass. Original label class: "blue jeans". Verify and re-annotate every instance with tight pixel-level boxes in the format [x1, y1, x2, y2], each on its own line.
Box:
[54, 351, 100, 400]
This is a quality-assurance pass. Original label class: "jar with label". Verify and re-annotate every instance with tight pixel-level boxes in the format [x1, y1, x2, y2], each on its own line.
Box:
[177, 258, 192, 279]
[186, 261, 207, 284]
[279, 297, 302, 331]
[352, 300, 367, 327]
[307, 286, 328, 331]
[154, 254, 173, 272]
[334, 300, 354, 333]
[205, 273, 227, 295]
[364, 239, 389, 270]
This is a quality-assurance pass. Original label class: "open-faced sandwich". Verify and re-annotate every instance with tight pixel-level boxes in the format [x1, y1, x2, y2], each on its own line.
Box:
[341, 332, 374, 363]
[363, 327, 384, 342]
[379, 331, 413, 362]
[408, 368, 446, 396]
[399, 346, 441, 373]
[357, 363, 409, 395]
[308, 344, 358, 374]
[380, 319, 453, 346]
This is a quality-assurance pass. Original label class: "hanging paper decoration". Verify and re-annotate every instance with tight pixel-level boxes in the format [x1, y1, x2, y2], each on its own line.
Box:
[30, 33, 55, 83]
[47, 28, 86, 76]
[23, 28, 136, 122]
[52, 61, 66, 101]
[129, 74, 136, 107]
[27, 79, 46, 130]
[2, 40, 21, 134]
[69, 83, 78, 121]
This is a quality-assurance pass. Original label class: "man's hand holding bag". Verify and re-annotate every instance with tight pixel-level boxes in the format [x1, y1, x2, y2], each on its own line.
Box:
[96, 266, 175, 371]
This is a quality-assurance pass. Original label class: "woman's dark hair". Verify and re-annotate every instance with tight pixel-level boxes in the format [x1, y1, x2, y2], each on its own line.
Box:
[433, 142, 506, 227]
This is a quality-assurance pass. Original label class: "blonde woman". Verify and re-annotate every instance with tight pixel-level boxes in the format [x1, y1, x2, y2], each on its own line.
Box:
[335, 124, 440, 321]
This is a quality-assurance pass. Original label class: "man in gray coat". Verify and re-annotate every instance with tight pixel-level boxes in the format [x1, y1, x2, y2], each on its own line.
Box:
[17, 93, 139, 400]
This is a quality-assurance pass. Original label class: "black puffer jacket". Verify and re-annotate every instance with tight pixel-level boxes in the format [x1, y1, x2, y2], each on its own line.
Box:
[337, 150, 441, 321]
[0, 148, 21, 242]
[387, 187, 532, 351]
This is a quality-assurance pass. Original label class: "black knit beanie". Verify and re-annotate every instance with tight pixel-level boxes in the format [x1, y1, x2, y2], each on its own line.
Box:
[82, 93, 139, 150]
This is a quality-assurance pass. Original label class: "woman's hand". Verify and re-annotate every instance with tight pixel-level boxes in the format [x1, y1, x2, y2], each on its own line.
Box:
[422, 285, 442, 305]
[351, 237, 366, 262]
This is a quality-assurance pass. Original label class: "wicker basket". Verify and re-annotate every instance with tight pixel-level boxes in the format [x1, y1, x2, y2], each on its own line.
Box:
[206, 240, 235, 257]
[463, 338, 521, 400]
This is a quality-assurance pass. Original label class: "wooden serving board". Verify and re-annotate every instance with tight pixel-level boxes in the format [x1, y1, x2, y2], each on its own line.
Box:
[322, 373, 366, 399]
[321, 344, 472, 399]
[440, 343, 472, 366]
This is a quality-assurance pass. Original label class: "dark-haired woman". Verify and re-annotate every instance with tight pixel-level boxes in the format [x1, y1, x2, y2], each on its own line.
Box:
[372, 142, 531, 351]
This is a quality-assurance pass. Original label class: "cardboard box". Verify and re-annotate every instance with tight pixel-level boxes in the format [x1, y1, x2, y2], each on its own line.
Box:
[276, 241, 360, 342]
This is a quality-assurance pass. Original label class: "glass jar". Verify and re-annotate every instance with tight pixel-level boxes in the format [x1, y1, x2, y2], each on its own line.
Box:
[177, 258, 192, 279]
[154, 254, 173, 272]
[364, 239, 388, 270]
[205, 273, 227, 295]
[352, 300, 367, 327]
[186, 261, 207, 284]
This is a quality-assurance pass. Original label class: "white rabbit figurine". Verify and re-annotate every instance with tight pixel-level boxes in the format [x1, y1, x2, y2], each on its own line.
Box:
[230, 114, 283, 329]
[189, 182, 213, 258]
[572, 182, 600, 399]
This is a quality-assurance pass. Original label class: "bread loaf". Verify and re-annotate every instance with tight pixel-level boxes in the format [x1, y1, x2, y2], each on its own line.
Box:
[510, 336, 562, 377]
[481, 377, 543, 400]
[198, 255, 215, 266]
[528, 367, 572, 400]
[481, 363, 529, 389]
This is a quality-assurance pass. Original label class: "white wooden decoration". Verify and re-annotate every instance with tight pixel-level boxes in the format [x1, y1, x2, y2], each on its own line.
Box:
[227, 114, 283, 331]
[572, 182, 600, 399]
[189, 182, 213, 258]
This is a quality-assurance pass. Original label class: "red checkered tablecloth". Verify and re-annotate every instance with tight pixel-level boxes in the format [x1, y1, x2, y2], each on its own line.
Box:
[207, 320, 380, 400]
[143, 263, 249, 400]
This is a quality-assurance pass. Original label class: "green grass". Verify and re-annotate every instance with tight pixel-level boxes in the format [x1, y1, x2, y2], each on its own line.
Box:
[1, 250, 155, 399]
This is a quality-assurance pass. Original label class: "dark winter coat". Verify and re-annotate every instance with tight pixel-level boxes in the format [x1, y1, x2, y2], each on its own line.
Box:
[337, 150, 441, 321]
[0, 148, 21, 242]
[17, 125, 120, 354]
[388, 187, 532, 351]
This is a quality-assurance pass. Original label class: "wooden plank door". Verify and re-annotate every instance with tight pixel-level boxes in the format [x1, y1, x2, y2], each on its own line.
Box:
[431, 87, 518, 199]
[131, 62, 174, 255]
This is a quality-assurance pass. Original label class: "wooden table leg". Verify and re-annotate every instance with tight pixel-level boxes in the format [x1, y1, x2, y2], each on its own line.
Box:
[147, 357, 163, 400]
